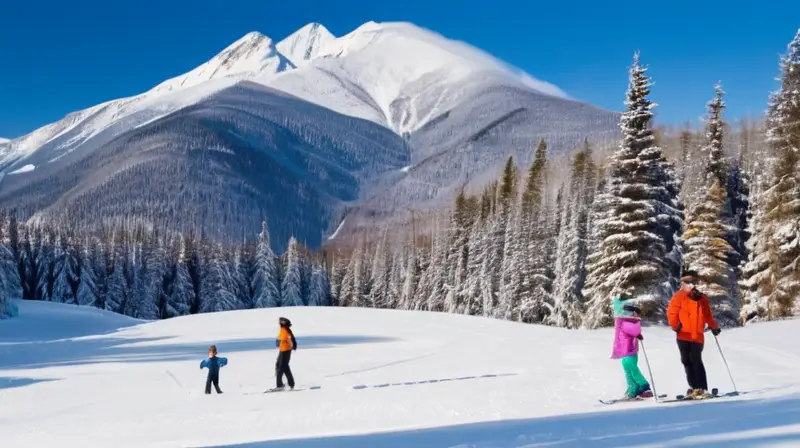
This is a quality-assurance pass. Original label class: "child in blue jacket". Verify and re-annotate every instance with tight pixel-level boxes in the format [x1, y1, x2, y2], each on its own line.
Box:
[200, 345, 227, 394]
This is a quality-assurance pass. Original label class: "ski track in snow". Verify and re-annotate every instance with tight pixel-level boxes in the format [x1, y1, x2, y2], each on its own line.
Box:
[1, 301, 800, 448]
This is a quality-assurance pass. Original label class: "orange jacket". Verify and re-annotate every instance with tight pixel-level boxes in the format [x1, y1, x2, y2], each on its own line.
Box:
[667, 288, 719, 344]
[277, 327, 294, 352]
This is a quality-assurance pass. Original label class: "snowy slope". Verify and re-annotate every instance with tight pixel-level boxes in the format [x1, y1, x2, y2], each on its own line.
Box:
[2, 300, 799, 448]
[0, 82, 408, 248]
[150, 32, 294, 95]
[264, 21, 570, 134]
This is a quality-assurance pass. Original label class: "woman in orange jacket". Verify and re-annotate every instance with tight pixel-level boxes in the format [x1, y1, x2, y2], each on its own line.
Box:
[667, 270, 721, 399]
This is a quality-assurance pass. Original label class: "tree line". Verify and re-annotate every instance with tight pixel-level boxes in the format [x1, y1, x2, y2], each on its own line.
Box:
[0, 217, 332, 319]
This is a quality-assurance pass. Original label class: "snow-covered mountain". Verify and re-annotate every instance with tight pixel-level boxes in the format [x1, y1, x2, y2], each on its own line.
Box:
[3, 299, 799, 447]
[276, 22, 336, 67]
[0, 138, 9, 144]
[0, 21, 619, 247]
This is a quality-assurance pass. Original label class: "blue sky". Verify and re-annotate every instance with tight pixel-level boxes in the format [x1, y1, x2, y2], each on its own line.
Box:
[1, 0, 798, 138]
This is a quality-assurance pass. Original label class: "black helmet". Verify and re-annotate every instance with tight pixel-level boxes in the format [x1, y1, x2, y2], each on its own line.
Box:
[279, 317, 291, 327]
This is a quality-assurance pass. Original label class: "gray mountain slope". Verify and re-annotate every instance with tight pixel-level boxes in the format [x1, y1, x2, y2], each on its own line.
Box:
[0, 82, 409, 250]
[339, 83, 621, 233]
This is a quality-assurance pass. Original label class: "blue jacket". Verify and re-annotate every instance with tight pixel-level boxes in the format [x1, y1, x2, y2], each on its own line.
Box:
[200, 356, 228, 375]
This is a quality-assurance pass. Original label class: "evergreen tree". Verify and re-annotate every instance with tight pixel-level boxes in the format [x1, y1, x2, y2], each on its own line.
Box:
[252, 221, 281, 308]
[166, 235, 194, 317]
[76, 237, 99, 307]
[682, 181, 739, 326]
[740, 29, 800, 321]
[281, 236, 305, 307]
[583, 53, 684, 328]
[199, 243, 239, 313]
[681, 84, 742, 326]
[0, 236, 21, 318]
[52, 233, 78, 304]
[551, 141, 596, 328]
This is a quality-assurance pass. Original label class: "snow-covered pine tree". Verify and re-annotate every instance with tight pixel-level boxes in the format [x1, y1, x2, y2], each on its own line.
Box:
[199, 243, 239, 313]
[20, 226, 37, 300]
[682, 181, 739, 326]
[369, 230, 392, 308]
[446, 189, 472, 314]
[307, 261, 331, 306]
[0, 223, 21, 317]
[399, 244, 419, 311]
[105, 230, 127, 314]
[36, 228, 55, 301]
[499, 203, 524, 320]
[740, 29, 800, 320]
[281, 236, 305, 307]
[166, 234, 194, 317]
[76, 236, 99, 307]
[252, 220, 281, 308]
[550, 141, 596, 328]
[461, 217, 486, 316]
[339, 249, 357, 307]
[328, 250, 345, 306]
[518, 140, 554, 323]
[425, 222, 449, 313]
[681, 84, 741, 326]
[387, 251, 403, 310]
[52, 232, 78, 304]
[583, 53, 684, 328]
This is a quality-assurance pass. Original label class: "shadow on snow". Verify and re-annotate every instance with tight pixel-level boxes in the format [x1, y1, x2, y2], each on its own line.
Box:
[0, 376, 60, 390]
[0, 335, 397, 371]
[202, 394, 800, 448]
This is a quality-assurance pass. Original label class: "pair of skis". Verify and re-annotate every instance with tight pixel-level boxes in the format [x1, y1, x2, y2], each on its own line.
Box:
[600, 387, 738, 405]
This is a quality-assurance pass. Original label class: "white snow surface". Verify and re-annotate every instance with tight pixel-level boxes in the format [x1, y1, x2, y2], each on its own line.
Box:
[7, 163, 34, 174]
[2, 301, 800, 448]
[0, 137, 9, 144]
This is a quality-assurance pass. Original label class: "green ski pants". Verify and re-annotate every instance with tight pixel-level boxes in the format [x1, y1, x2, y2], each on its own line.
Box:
[621, 354, 650, 397]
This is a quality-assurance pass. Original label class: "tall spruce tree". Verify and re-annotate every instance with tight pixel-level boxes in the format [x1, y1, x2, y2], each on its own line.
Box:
[551, 141, 596, 328]
[681, 84, 741, 326]
[740, 29, 800, 320]
[252, 221, 281, 308]
[583, 53, 684, 328]
[281, 236, 305, 307]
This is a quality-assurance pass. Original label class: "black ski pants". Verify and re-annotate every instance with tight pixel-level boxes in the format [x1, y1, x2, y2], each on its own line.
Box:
[678, 339, 707, 391]
[205, 373, 222, 394]
[276, 350, 295, 388]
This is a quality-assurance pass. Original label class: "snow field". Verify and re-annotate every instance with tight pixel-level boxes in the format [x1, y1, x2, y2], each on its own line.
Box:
[1, 301, 800, 447]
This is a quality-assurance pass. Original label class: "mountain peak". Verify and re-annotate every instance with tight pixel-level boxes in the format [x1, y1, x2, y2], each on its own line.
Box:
[277, 23, 336, 67]
[149, 31, 291, 95]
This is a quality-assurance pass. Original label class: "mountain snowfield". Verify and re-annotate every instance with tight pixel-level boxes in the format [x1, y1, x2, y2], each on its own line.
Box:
[0, 21, 619, 247]
[2, 301, 800, 447]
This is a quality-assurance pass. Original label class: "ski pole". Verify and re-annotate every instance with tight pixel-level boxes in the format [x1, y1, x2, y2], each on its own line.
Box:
[640, 340, 659, 402]
[713, 334, 738, 394]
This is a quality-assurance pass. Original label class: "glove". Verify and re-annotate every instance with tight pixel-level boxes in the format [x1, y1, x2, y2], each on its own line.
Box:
[637, 334, 643, 340]
[674, 323, 682, 333]
[711, 328, 721, 336]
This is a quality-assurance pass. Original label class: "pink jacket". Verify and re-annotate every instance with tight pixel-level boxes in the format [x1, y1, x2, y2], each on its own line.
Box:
[611, 316, 641, 359]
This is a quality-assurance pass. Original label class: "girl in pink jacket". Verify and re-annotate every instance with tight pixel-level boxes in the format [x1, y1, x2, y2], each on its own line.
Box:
[611, 295, 653, 399]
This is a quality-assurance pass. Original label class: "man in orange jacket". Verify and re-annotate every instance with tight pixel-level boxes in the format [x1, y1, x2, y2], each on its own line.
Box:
[667, 270, 721, 399]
